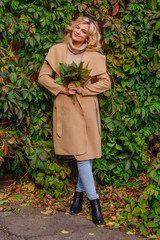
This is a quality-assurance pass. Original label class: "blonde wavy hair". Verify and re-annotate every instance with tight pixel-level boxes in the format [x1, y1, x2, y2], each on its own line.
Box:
[64, 16, 101, 52]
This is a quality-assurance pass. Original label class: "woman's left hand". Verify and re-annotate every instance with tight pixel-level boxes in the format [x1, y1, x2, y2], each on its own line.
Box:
[68, 82, 78, 91]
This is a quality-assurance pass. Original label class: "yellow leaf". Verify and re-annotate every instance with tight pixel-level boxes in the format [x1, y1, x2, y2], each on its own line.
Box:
[61, 230, 69, 234]
[27, 182, 35, 192]
[89, 233, 94, 235]
[106, 221, 115, 227]
[41, 210, 53, 215]
[127, 231, 135, 235]
[87, 216, 92, 220]
[41, 227, 46, 229]
[117, 208, 124, 212]
[0, 193, 4, 200]
[60, 171, 66, 179]
[52, 210, 56, 215]
[97, 224, 104, 227]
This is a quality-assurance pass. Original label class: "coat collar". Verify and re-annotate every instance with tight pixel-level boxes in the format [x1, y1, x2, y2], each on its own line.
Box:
[45, 42, 106, 77]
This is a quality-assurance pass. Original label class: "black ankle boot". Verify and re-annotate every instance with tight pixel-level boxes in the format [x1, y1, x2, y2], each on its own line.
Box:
[90, 198, 103, 225]
[69, 191, 83, 215]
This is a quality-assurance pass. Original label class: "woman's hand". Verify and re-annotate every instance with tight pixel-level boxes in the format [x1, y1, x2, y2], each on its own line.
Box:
[60, 86, 76, 95]
[68, 82, 78, 91]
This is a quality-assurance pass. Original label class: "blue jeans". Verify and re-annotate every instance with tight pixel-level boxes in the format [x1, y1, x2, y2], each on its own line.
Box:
[76, 160, 99, 200]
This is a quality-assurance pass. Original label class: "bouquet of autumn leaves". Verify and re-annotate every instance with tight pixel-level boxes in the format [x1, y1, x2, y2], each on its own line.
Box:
[54, 61, 91, 88]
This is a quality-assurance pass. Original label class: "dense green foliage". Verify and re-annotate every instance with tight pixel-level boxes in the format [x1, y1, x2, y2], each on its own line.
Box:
[0, 0, 160, 238]
[95, 0, 160, 185]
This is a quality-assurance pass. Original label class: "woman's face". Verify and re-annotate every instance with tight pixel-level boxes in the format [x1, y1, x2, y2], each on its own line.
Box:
[71, 23, 89, 47]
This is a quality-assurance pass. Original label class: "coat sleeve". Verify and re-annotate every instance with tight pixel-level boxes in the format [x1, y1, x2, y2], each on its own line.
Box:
[77, 72, 111, 96]
[38, 60, 65, 96]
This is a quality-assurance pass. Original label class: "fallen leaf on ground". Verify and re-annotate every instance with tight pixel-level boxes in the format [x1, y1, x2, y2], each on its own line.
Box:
[52, 209, 56, 215]
[61, 230, 69, 234]
[106, 221, 115, 227]
[0, 200, 4, 205]
[41, 209, 53, 215]
[15, 209, 20, 214]
[0, 193, 4, 200]
[89, 233, 94, 235]
[127, 231, 135, 235]
[27, 182, 35, 192]
[87, 216, 92, 220]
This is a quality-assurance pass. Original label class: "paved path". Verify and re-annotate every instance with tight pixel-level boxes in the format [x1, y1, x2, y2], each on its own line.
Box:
[0, 206, 149, 240]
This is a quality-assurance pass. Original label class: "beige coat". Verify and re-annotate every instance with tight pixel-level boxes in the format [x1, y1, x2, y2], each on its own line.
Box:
[38, 43, 111, 161]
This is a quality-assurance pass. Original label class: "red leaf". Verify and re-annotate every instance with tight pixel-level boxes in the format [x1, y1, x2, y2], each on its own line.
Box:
[93, 0, 97, 5]
[4, 145, 9, 156]
[112, 3, 119, 16]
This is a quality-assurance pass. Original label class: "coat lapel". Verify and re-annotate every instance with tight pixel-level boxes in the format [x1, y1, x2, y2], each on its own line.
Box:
[45, 43, 67, 76]
[45, 42, 106, 77]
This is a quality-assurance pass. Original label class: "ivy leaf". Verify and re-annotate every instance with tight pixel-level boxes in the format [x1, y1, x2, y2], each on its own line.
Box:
[140, 225, 147, 236]
[155, 19, 160, 30]
[108, 163, 116, 170]
[112, 3, 119, 16]
[145, 222, 159, 228]
[10, 72, 17, 84]
[125, 160, 131, 171]
[157, 229, 160, 239]
[132, 160, 138, 169]
[115, 144, 122, 150]
[54, 77, 63, 85]
[38, 152, 47, 161]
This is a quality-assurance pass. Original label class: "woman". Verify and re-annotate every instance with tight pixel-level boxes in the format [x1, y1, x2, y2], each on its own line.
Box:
[38, 16, 111, 225]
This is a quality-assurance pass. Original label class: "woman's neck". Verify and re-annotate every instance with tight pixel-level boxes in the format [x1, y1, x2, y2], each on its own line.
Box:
[72, 40, 83, 48]
[68, 39, 87, 55]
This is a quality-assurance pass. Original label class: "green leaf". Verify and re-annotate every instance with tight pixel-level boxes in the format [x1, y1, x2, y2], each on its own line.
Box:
[49, 163, 55, 170]
[37, 160, 47, 169]
[10, 72, 17, 84]
[140, 225, 147, 236]
[145, 222, 159, 228]
[38, 152, 47, 161]
[125, 160, 131, 171]
[118, 153, 129, 159]
[3, 101, 8, 112]
[157, 229, 160, 239]
[14, 194, 22, 201]
[119, 136, 128, 141]
[107, 142, 115, 148]
[115, 144, 122, 150]
[155, 19, 160, 30]
[108, 163, 116, 170]
[54, 77, 63, 85]
[29, 37, 36, 47]
[132, 160, 138, 169]
[35, 175, 44, 185]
